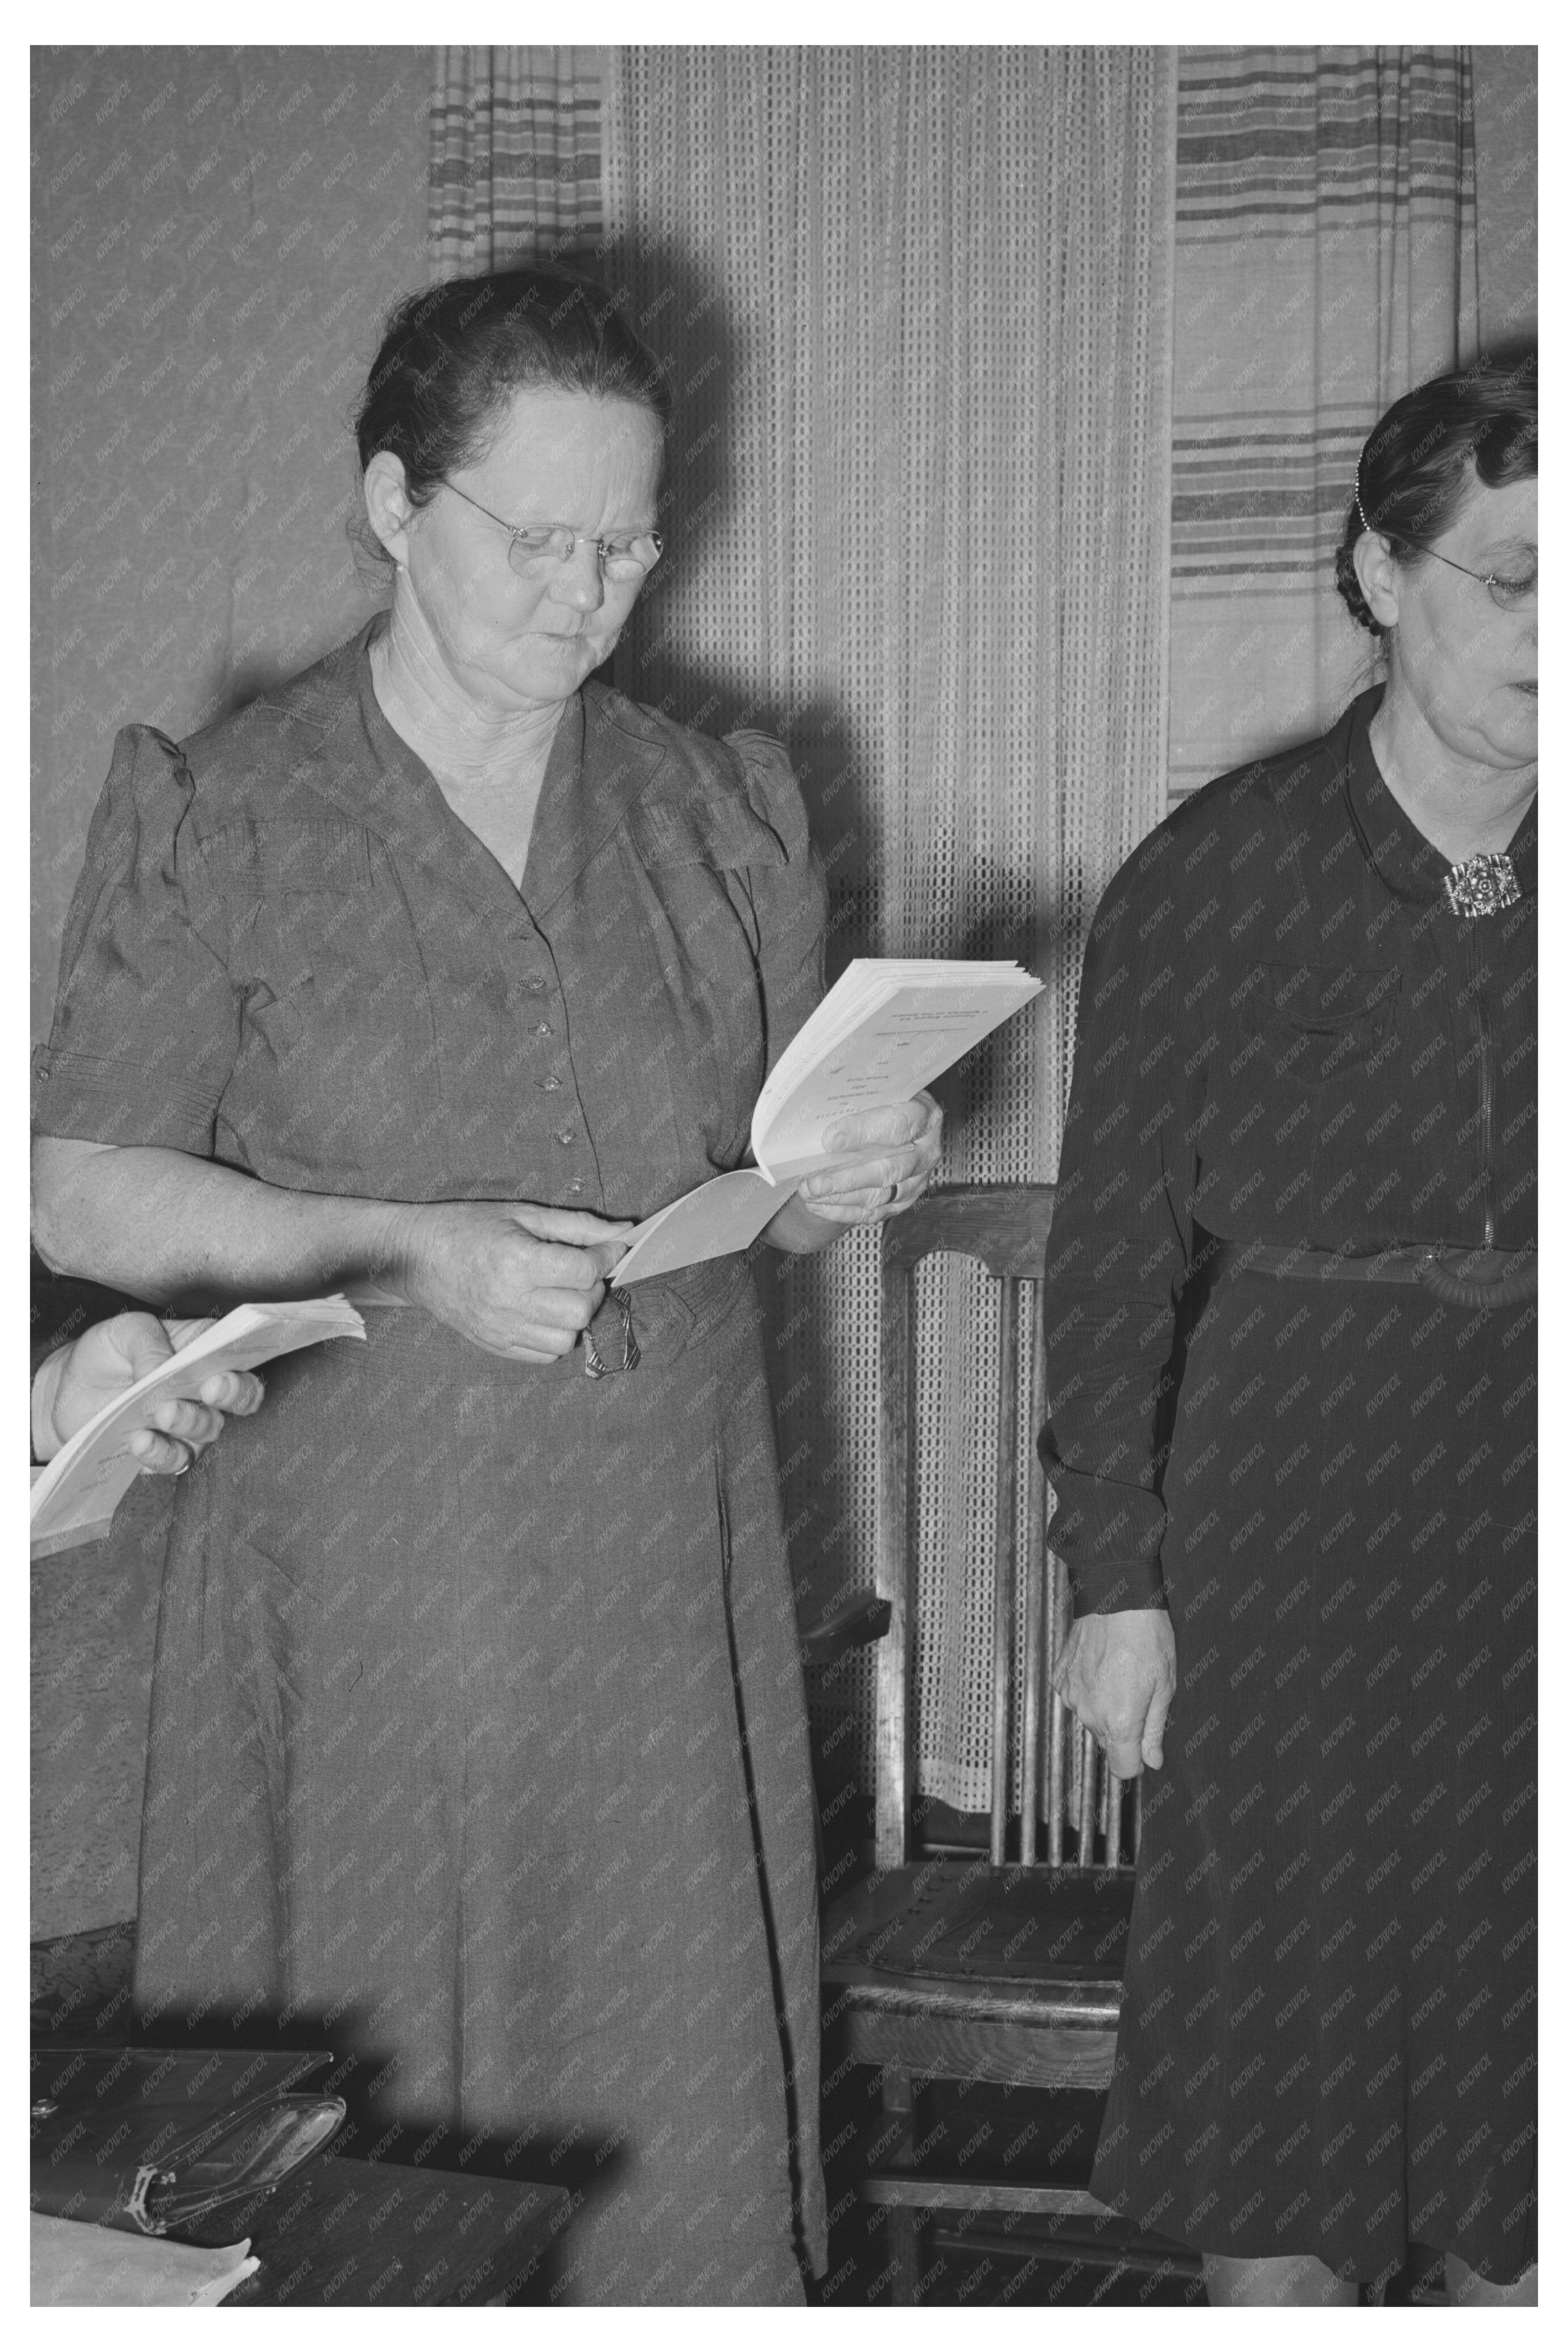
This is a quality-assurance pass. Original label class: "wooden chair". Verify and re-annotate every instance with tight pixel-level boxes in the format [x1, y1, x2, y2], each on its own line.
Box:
[817, 1183, 1165, 2302]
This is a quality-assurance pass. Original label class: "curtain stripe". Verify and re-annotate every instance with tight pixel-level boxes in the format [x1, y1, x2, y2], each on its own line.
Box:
[427, 47, 610, 273]
[1166, 46, 1479, 806]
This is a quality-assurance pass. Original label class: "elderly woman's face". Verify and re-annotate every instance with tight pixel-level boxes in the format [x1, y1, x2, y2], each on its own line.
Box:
[1386, 474, 1537, 774]
[400, 388, 663, 713]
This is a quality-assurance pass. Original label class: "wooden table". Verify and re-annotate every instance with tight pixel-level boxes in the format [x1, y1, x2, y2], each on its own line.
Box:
[31, 2041, 573, 2307]
[221, 2148, 571, 2307]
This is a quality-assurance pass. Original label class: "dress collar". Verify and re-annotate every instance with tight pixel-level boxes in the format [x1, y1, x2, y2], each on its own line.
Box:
[518, 682, 670, 920]
[261, 619, 669, 926]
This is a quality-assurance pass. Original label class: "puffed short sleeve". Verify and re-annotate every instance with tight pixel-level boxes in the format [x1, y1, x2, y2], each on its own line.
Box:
[723, 728, 829, 1074]
[32, 725, 242, 1155]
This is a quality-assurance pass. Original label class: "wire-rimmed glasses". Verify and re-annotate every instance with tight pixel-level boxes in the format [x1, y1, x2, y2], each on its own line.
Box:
[1379, 530, 1536, 612]
[440, 479, 663, 582]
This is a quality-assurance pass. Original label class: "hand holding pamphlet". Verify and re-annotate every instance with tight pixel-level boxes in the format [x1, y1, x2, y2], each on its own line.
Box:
[29, 1297, 365, 1560]
[611, 957, 1042, 1283]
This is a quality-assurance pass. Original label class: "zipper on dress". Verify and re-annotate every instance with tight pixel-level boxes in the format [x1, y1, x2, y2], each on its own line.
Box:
[1470, 929, 1496, 1247]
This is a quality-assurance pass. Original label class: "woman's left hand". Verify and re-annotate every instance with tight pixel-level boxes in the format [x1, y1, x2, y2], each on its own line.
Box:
[789, 1094, 943, 1230]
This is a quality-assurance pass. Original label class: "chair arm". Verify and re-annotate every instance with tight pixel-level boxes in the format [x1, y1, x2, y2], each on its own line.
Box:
[799, 1592, 892, 1670]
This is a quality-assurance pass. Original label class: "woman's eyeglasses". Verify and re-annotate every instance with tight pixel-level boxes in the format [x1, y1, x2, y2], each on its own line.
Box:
[439, 479, 663, 582]
[1380, 530, 1537, 613]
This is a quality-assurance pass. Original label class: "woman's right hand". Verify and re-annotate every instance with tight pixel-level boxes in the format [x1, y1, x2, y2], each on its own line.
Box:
[1052, 1608, 1178, 1778]
[393, 1201, 635, 1363]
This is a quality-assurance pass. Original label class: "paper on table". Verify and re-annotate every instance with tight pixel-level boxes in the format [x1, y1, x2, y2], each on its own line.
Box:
[30, 2215, 258, 2306]
[30, 1296, 366, 1560]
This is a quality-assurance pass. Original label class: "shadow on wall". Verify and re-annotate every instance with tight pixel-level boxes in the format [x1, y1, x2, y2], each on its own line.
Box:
[31, 44, 430, 1042]
[217, 537, 392, 725]
[593, 230, 1087, 1824]
[601, 234, 887, 1797]
[599, 230, 872, 907]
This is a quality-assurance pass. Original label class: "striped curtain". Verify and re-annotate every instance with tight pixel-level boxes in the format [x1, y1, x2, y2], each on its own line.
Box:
[427, 47, 610, 272]
[1167, 47, 1480, 806]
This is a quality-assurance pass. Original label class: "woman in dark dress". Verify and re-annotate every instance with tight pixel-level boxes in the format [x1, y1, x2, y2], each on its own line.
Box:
[31, 268, 940, 2304]
[1041, 358, 1536, 2306]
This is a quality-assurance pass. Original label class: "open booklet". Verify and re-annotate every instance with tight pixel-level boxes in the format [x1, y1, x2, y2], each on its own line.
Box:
[611, 957, 1043, 1284]
[29, 1297, 365, 1560]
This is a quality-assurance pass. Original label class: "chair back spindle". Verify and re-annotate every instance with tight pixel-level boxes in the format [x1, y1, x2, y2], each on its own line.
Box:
[875, 1256, 918, 1866]
[873, 1185, 1138, 1877]
[1018, 1278, 1050, 1866]
[989, 1276, 1020, 1865]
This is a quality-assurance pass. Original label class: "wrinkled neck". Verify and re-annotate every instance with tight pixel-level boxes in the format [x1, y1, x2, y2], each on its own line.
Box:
[1369, 668, 1537, 864]
[371, 593, 565, 789]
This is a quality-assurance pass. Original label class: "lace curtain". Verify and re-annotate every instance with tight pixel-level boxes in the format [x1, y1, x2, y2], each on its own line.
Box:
[431, 47, 1177, 1813]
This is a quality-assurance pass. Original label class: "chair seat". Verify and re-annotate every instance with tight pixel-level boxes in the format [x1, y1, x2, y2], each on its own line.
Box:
[822, 1860, 1132, 2089]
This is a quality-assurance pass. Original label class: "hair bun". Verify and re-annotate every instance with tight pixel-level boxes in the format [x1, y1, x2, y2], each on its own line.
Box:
[1333, 542, 1381, 636]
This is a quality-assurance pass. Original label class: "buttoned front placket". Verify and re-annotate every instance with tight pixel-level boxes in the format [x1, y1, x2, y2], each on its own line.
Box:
[291, 630, 688, 1217]
[513, 940, 591, 1199]
[302, 636, 626, 1210]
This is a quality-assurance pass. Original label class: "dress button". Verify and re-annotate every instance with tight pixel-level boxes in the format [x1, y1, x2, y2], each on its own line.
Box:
[542, 1074, 562, 1091]
[565, 1178, 583, 1195]
[534, 1023, 552, 1038]
[554, 1129, 575, 1148]
[527, 976, 547, 994]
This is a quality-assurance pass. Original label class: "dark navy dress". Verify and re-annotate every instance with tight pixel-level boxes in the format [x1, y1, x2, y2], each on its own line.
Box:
[1041, 690, 1536, 2286]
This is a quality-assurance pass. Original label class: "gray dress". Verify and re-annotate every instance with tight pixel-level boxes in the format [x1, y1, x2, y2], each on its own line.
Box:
[34, 622, 830, 2303]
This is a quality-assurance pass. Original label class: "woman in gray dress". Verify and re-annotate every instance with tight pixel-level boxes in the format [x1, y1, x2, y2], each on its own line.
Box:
[32, 266, 940, 2304]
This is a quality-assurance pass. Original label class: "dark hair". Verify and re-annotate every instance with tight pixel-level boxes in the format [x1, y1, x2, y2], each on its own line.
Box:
[1335, 349, 1537, 635]
[354, 265, 673, 512]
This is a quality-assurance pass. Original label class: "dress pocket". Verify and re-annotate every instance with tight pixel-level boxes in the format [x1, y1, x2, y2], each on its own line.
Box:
[1243, 961, 1401, 1086]
[182, 816, 438, 1180]
[182, 815, 388, 999]
[184, 813, 376, 895]
[626, 786, 788, 876]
